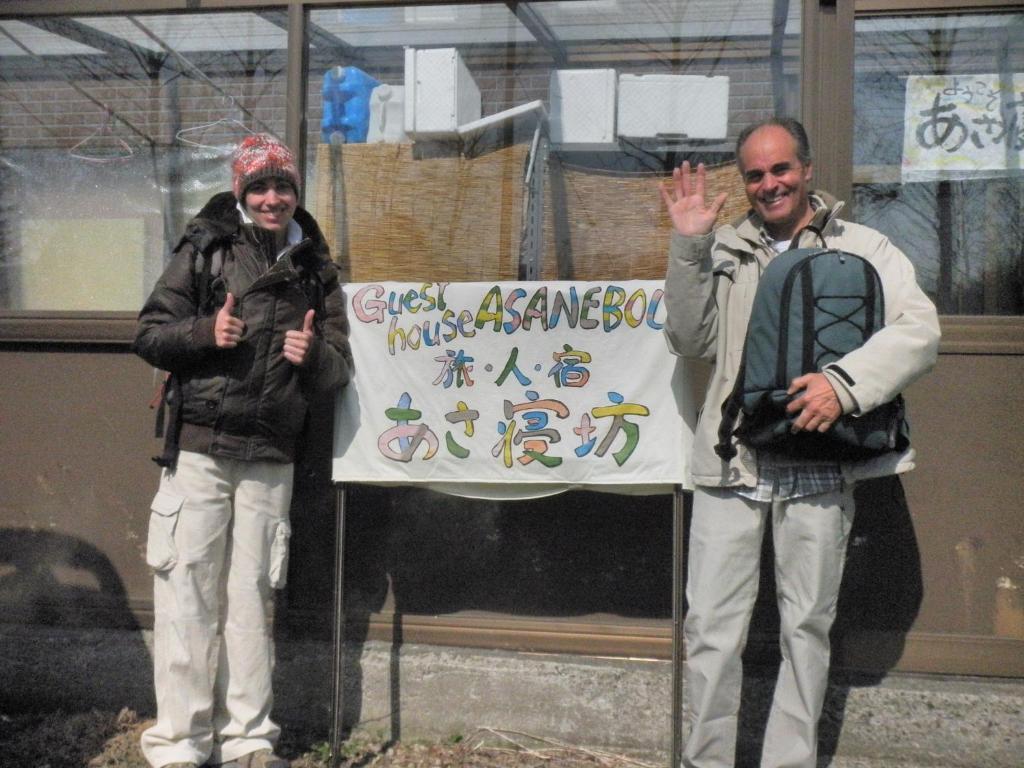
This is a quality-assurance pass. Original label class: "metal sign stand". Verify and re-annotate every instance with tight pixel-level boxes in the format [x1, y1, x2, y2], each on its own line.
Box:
[671, 484, 686, 768]
[329, 482, 347, 768]
[328, 482, 687, 768]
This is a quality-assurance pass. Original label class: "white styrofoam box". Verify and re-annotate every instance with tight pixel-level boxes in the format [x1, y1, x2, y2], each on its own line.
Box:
[403, 5, 481, 25]
[367, 84, 408, 143]
[549, 69, 618, 150]
[616, 75, 729, 140]
[403, 47, 481, 139]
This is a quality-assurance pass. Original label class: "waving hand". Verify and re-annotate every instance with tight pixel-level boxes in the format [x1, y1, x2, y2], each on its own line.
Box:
[659, 161, 728, 237]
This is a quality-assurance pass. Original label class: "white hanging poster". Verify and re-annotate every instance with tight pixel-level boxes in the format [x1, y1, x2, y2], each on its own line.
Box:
[902, 73, 1024, 182]
[332, 281, 695, 498]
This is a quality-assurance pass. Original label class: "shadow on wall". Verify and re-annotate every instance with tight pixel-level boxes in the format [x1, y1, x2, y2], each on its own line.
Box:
[282, 394, 675, 739]
[832, 475, 924, 672]
[732, 475, 923, 766]
[0, 528, 154, 715]
[819, 475, 923, 762]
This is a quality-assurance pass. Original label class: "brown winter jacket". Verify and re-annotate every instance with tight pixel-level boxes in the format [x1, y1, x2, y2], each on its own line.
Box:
[133, 192, 353, 466]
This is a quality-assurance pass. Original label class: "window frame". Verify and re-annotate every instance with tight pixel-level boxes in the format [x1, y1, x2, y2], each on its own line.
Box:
[1, 0, 1022, 677]
[0, 0, 823, 342]
[851, 0, 1024, 349]
[4, 0, 1019, 351]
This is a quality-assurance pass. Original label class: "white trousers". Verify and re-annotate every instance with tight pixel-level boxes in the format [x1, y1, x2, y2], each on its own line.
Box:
[140, 450, 294, 768]
[682, 485, 854, 768]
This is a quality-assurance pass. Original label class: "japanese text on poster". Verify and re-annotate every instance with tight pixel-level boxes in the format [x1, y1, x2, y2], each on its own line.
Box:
[902, 73, 1024, 182]
[332, 281, 693, 496]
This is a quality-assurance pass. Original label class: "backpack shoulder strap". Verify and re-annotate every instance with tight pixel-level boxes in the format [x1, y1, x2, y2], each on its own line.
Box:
[151, 232, 224, 469]
[193, 243, 224, 313]
[152, 374, 184, 469]
[715, 354, 746, 461]
[298, 257, 331, 334]
[309, 267, 326, 332]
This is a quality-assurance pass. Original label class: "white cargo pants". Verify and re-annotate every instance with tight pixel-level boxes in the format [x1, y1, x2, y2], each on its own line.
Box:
[682, 485, 854, 768]
[140, 450, 294, 768]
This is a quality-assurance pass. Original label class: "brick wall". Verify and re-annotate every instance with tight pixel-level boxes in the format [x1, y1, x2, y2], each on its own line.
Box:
[3, 41, 792, 155]
[0, 60, 289, 152]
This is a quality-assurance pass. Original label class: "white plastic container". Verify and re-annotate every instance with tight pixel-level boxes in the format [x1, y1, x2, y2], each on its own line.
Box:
[366, 84, 408, 143]
[549, 69, 618, 150]
[616, 74, 729, 141]
[403, 47, 481, 139]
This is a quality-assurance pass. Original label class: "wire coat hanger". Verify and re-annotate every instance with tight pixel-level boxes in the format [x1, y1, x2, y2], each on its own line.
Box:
[69, 110, 135, 163]
[175, 114, 257, 150]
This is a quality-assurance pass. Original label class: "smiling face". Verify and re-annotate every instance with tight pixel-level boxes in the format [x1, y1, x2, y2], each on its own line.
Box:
[738, 124, 814, 241]
[242, 177, 298, 235]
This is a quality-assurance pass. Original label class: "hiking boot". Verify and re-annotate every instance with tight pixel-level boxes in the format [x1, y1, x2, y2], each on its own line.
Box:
[219, 749, 289, 768]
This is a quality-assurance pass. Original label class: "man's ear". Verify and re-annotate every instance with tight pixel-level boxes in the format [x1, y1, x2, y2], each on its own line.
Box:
[804, 162, 814, 183]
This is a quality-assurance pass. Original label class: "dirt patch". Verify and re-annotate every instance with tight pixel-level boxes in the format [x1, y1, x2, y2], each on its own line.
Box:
[0, 710, 660, 768]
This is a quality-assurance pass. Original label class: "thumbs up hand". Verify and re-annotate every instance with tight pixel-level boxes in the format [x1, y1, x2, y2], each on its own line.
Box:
[283, 309, 316, 366]
[214, 293, 245, 349]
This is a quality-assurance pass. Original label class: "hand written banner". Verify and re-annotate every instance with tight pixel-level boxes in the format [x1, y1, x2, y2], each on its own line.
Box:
[331, 281, 694, 497]
[902, 73, 1024, 182]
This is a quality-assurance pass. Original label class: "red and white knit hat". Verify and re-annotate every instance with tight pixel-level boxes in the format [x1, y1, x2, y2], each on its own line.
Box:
[231, 133, 300, 200]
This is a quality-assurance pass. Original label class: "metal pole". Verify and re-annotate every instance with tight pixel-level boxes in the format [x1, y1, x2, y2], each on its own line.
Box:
[329, 483, 348, 768]
[670, 485, 686, 768]
[519, 125, 548, 281]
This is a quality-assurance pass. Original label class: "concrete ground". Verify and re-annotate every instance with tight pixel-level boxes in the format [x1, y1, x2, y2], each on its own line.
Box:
[2, 625, 1021, 767]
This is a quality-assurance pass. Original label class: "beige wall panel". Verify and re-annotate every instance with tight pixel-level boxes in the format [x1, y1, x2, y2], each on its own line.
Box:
[901, 353, 1024, 639]
[1, 344, 1022, 678]
[0, 348, 161, 626]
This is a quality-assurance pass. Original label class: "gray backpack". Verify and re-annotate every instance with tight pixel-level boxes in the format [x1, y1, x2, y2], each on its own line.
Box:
[715, 247, 908, 461]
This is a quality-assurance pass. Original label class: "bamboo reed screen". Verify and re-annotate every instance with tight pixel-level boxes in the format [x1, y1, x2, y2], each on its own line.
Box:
[313, 142, 747, 282]
[314, 142, 527, 282]
[540, 158, 748, 281]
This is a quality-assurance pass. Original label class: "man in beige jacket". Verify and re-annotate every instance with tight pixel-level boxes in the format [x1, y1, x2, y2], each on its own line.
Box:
[661, 117, 940, 768]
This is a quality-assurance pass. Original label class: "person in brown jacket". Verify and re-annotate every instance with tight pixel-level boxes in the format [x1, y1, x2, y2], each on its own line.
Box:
[133, 134, 352, 768]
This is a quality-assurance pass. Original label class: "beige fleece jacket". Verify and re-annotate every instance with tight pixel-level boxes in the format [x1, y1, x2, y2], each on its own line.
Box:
[663, 191, 941, 488]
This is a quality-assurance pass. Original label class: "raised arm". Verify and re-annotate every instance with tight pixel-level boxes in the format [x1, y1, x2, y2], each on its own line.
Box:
[661, 162, 730, 362]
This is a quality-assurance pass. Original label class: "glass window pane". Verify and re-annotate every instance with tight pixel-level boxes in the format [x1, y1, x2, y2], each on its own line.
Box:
[853, 13, 1024, 316]
[306, 0, 801, 284]
[302, 0, 801, 626]
[0, 12, 288, 311]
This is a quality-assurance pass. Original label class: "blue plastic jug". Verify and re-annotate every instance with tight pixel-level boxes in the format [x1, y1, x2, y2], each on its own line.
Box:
[321, 66, 381, 144]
